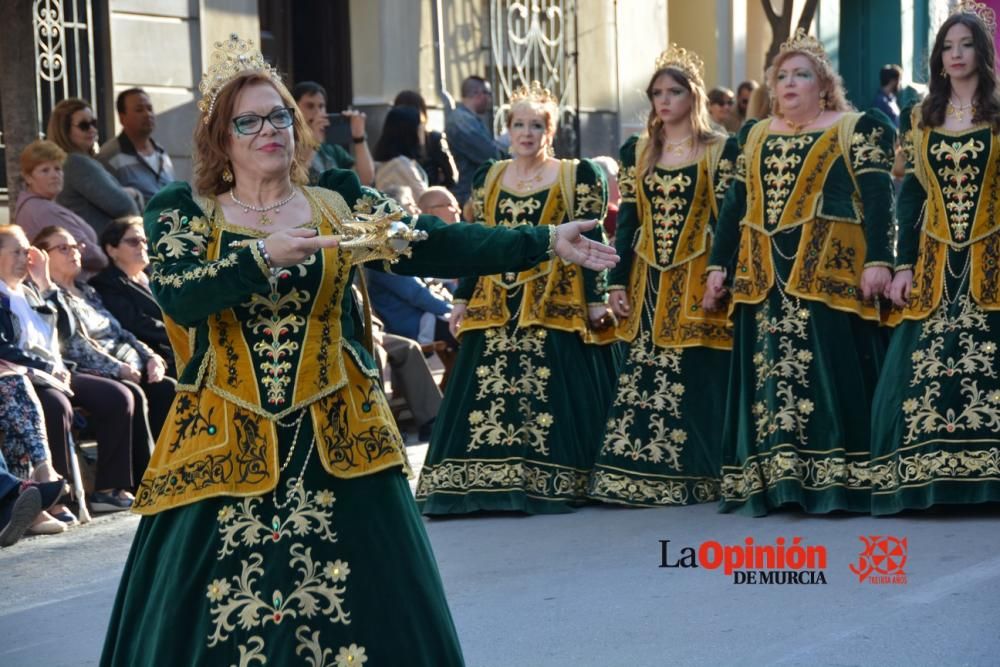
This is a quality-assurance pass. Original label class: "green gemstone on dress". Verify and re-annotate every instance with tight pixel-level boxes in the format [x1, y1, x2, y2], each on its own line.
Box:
[362, 402, 372, 412]
[207, 425, 217, 435]
[272, 516, 280, 531]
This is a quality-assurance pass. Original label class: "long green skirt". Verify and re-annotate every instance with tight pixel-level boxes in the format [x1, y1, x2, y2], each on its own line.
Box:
[588, 327, 728, 506]
[870, 252, 1000, 515]
[416, 319, 619, 515]
[101, 415, 464, 666]
[718, 288, 887, 516]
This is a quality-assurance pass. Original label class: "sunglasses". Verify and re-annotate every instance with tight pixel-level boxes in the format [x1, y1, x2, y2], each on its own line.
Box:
[44, 242, 85, 255]
[119, 237, 148, 248]
[74, 119, 99, 131]
[232, 107, 295, 136]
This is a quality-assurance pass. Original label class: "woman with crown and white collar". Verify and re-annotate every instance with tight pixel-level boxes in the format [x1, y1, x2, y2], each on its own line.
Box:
[869, 3, 1000, 514]
[701, 29, 897, 516]
[586, 46, 738, 507]
[98, 36, 618, 666]
[416, 81, 619, 515]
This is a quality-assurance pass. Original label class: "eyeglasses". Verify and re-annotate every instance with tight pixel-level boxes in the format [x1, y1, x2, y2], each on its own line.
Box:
[120, 237, 148, 248]
[74, 119, 99, 131]
[44, 242, 85, 255]
[714, 99, 735, 107]
[232, 107, 295, 135]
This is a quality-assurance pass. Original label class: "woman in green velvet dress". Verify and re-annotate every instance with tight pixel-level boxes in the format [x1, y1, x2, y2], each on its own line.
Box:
[99, 38, 618, 667]
[870, 10, 1000, 514]
[702, 29, 896, 516]
[416, 82, 619, 515]
[587, 46, 737, 507]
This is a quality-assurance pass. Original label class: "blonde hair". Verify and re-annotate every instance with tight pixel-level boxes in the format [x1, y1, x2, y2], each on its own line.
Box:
[639, 67, 725, 178]
[766, 50, 852, 117]
[193, 72, 314, 196]
[46, 98, 94, 156]
[20, 140, 67, 176]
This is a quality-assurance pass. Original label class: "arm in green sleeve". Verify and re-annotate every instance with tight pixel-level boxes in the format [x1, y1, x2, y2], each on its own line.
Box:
[707, 170, 746, 273]
[607, 135, 640, 289]
[453, 275, 478, 302]
[852, 112, 898, 267]
[895, 174, 925, 269]
[576, 159, 610, 302]
[146, 182, 271, 327]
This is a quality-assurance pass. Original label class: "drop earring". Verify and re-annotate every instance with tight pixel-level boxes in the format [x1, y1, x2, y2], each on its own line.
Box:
[222, 166, 234, 183]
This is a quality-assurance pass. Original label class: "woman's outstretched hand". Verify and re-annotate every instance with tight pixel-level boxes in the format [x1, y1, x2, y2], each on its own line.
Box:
[263, 228, 340, 267]
[553, 220, 619, 270]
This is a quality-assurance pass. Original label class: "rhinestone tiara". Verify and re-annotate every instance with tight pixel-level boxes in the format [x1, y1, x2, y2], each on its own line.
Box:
[778, 28, 830, 65]
[510, 80, 559, 108]
[654, 44, 705, 84]
[197, 34, 281, 124]
[951, 0, 997, 35]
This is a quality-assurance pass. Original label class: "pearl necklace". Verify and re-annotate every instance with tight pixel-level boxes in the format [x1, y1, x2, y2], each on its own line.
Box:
[229, 188, 298, 226]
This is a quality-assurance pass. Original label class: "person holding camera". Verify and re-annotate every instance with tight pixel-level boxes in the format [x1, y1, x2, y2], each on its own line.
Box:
[293, 81, 374, 185]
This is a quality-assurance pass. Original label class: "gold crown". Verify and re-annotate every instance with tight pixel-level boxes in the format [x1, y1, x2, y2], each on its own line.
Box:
[510, 80, 559, 108]
[952, 0, 997, 35]
[654, 44, 704, 83]
[778, 28, 830, 65]
[197, 34, 281, 123]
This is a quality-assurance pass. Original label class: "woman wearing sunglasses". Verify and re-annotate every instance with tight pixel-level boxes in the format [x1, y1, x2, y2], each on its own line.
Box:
[46, 98, 141, 236]
[89, 218, 175, 377]
[14, 139, 108, 279]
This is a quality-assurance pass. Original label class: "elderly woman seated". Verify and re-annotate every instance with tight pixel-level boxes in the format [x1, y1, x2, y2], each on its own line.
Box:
[33, 226, 176, 444]
[14, 140, 107, 279]
[89, 218, 174, 376]
[0, 224, 139, 514]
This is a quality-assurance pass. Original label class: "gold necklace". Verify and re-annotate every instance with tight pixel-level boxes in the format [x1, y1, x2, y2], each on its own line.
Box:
[229, 188, 297, 225]
[947, 97, 976, 122]
[784, 109, 825, 134]
[663, 135, 693, 157]
[512, 161, 546, 190]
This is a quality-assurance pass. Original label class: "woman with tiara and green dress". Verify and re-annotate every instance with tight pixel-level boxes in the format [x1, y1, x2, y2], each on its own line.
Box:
[416, 82, 620, 515]
[702, 29, 897, 516]
[98, 37, 618, 667]
[870, 4, 1000, 514]
[587, 45, 738, 507]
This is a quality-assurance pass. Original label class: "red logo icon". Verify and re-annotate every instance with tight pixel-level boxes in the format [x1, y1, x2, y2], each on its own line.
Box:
[849, 536, 908, 584]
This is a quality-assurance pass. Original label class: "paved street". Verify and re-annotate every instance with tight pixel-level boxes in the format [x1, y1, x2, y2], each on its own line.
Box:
[2, 444, 998, 666]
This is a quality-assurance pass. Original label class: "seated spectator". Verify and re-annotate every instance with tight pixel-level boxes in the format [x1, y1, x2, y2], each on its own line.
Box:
[47, 98, 141, 235]
[98, 88, 176, 204]
[34, 226, 176, 443]
[736, 80, 759, 123]
[89, 218, 174, 376]
[746, 85, 772, 121]
[0, 448, 65, 548]
[0, 373, 73, 534]
[364, 266, 457, 351]
[590, 156, 620, 238]
[393, 90, 459, 188]
[446, 75, 506, 206]
[417, 187, 462, 223]
[381, 184, 420, 217]
[374, 106, 430, 201]
[708, 86, 739, 133]
[292, 81, 375, 185]
[372, 315, 442, 441]
[14, 140, 107, 279]
[0, 224, 139, 513]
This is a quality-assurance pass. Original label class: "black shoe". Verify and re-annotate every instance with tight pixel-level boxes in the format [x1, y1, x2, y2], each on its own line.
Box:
[19, 480, 67, 511]
[0, 486, 43, 547]
[418, 418, 436, 441]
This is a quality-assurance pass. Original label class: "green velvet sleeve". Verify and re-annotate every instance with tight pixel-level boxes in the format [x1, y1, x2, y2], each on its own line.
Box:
[607, 134, 640, 290]
[317, 168, 555, 281]
[895, 105, 924, 270]
[575, 158, 609, 303]
[707, 122, 755, 273]
[145, 182, 271, 327]
[851, 111, 898, 267]
[712, 135, 741, 226]
[452, 162, 494, 301]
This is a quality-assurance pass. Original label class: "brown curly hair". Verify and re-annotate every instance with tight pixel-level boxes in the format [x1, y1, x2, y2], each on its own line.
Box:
[193, 72, 314, 196]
